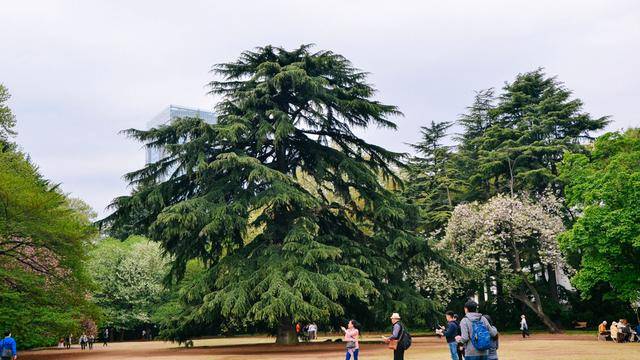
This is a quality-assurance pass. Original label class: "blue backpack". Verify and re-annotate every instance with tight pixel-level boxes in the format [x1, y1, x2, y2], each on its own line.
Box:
[470, 317, 492, 351]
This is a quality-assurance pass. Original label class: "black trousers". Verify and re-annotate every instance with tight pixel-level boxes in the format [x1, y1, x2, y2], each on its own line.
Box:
[393, 348, 405, 360]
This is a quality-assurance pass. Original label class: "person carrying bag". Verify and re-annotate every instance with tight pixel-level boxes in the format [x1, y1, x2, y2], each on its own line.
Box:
[341, 320, 361, 360]
[383, 313, 412, 360]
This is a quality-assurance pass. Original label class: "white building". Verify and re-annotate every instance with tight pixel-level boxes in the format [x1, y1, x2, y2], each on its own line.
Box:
[145, 105, 216, 164]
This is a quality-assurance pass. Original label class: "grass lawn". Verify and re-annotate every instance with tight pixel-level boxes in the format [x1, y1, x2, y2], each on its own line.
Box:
[20, 333, 640, 360]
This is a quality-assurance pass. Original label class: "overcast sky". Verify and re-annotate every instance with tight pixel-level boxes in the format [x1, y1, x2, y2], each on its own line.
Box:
[1, 0, 638, 218]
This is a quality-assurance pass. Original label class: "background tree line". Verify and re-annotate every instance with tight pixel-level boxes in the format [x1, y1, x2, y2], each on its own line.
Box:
[1, 45, 638, 348]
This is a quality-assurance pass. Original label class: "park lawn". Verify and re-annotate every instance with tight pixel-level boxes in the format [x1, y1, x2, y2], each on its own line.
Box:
[20, 334, 640, 360]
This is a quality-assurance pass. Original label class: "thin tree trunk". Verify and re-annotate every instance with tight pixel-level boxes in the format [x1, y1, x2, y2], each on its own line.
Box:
[546, 264, 559, 303]
[478, 282, 486, 309]
[486, 276, 494, 304]
[510, 230, 561, 333]
[507, 157, 515, 197]
[275, 318, 298, 345]
[495, 260, 505, 310]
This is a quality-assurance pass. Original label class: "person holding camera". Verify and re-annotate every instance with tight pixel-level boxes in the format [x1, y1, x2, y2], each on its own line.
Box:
[442, 311, 461, 360]
[341, 320, 360, 360]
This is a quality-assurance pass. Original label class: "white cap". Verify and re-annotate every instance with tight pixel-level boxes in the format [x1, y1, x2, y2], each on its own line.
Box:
[390, 313, 401, 320]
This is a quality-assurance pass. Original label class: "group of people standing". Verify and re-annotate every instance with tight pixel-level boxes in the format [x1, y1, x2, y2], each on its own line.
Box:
[295, 322, 318, 341]
[337, 301, 502, 360]
[59, 333, 96, 350]
[339, 313, 412, 360]
[439, 300, 499, 360]
[58, 328, 110, 350]
[599, 319, 640, 342]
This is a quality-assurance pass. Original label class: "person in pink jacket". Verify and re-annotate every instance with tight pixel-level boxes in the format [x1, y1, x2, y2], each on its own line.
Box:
[341, 320, 360, 360]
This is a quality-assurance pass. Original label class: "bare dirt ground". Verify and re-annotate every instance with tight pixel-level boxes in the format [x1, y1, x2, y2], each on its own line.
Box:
[20, 334, 640, 360]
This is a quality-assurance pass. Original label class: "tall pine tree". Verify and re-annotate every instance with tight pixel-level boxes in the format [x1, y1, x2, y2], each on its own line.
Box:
[475, 69, 609, 196]
[102, 45, 430, 343]
[455, 89, 496, 202]
[405, 121, 460, 235]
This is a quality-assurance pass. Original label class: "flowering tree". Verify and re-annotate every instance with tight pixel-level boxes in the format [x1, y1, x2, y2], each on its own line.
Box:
[442, 194, 567, 332]
[88, 236, 170, 339]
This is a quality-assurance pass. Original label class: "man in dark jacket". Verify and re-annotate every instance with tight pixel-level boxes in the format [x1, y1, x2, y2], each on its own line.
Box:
[444, 311, 460, 360]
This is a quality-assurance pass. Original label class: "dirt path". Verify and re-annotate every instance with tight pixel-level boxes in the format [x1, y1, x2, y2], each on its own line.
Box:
[19, 334, 640, 360]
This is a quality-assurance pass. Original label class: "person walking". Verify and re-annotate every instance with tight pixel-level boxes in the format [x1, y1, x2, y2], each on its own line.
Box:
[443, 311, 460, 360]
[341, 320, 360, 360]
[520, 315, 529, 338]
[102, 329, 109, 347]
[1, 331, 17, 360]
[88, 335, 94, 350]
[383, 313, 408, 360]
[457, 300, 498, 360]
[66, 334, 73, 349]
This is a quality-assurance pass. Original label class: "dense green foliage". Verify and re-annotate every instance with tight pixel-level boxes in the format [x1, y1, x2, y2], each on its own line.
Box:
[405, 121, 461, 235]
[458, 70, 608, 200]
[406, 69, 609, 331]
[559, 129, 640, 304]
[87, 236, 170, 338]
[0, 148, 97, 348]
[103, 45, 431, 343]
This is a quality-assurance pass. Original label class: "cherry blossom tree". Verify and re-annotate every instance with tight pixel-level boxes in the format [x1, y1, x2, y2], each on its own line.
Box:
[442, 194, 567, 332]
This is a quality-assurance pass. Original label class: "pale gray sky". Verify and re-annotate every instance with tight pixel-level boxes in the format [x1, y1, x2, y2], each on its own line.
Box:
[1, 0, 638, 217]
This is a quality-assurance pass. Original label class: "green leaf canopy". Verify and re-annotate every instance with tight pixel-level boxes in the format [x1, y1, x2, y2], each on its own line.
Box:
[559, 129, 640, 304]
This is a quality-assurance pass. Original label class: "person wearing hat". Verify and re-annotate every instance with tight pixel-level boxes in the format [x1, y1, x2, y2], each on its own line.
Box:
[598, 321, 608, 341]
[383, 313, 405, 360]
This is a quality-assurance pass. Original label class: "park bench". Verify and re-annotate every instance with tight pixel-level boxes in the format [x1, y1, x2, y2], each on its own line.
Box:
[574, 321, 587, 329]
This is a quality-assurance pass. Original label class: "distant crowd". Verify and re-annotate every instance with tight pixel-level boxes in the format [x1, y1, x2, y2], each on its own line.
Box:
[57, 329, 108, 351]
[598, 319, 640, 343]
[296, 322, 319, 341]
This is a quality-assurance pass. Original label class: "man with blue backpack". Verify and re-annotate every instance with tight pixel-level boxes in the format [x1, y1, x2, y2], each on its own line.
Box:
[457, 300, 498, 360]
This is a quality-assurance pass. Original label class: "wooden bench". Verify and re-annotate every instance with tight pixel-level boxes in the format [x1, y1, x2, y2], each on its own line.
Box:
[574, 321, 588, 329]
